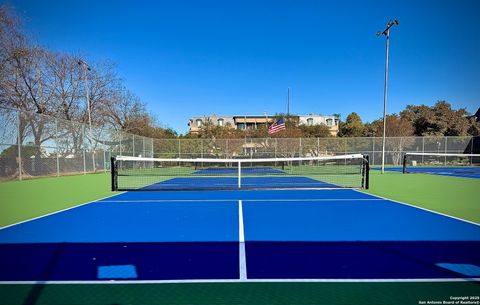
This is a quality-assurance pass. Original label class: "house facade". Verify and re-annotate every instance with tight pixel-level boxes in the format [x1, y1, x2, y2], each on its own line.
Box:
[188, 114, 339, 136]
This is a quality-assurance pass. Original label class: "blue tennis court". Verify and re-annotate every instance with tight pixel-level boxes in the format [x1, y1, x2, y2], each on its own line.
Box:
[1, 188, 479, 282]
[140, 176, 339, 190]
[374, 167, 480, 178]
[193, 167, 286, 175]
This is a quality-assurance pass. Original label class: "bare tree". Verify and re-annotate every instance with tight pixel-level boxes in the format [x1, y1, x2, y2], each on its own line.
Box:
[101, 87, 145, 130]
[46, 52, 84, 120]
[82, 60, 119, 126]
[0, 6, 24, 86]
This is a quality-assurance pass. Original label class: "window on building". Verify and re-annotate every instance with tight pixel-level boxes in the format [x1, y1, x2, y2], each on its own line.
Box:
[307, 118, 314, 126]
[217, 119, 224, 126]
[196, 119, 202, 127]
[326, 119, 333, 126]
[237, 123, 245, 130]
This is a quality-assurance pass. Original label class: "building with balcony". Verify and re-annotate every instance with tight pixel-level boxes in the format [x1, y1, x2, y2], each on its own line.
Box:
[188, 114, 339, 136]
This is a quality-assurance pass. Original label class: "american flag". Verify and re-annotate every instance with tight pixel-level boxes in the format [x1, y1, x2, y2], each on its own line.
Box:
[268, 118, 286, 135]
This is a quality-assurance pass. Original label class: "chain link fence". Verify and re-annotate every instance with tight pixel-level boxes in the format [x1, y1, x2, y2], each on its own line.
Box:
[0, 106, 153, 181]
[1, 106, 477, 181]
[151, 136, 477, 166]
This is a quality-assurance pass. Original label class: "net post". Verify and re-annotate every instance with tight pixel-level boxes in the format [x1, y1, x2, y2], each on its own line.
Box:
[111, 157, 117, 191]
[402, 153, 407, 174]
[363, 154, 370, 189]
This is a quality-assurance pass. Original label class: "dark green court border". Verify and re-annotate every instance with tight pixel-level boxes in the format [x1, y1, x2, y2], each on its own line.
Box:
[1, 281, 479, 305]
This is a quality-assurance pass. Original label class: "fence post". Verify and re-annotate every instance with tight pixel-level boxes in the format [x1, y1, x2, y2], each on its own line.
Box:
[103, 144, 107, 173]
[422, 137, 425, 164]
[91, 129, 96, 172]
[274, 138, 277, 158]
[471, 136, 474, 165]
[444, 136, 448, 166]
[178, 138, 181, 158]
[244, 136, 247, 156]
[55, 118, 60, 177]
[299, 138, 302, 157]
[225, 139, 228, 159]
[151, 138, 154, 158]
[251, 138, 254, 158]
[132, 134, 135, 157]
[372, 136, 375, 166]
[398, 137, 403, 166]
[317, 137, 320, 156]
[83, 125, 87, 174]
[17, 111, 22, 181]
[142, 136, 145, 157]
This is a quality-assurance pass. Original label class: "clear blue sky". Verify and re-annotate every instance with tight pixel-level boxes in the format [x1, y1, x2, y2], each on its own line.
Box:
[7, 0, 480, 134]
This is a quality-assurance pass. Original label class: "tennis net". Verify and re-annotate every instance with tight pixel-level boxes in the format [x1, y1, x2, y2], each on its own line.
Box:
[111, 154, 370, 191]
[402, 152, 480, 175]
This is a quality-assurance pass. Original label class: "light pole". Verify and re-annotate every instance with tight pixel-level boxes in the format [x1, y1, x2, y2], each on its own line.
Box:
[377, 20, 399, 174]
[78, 59, 96, 172]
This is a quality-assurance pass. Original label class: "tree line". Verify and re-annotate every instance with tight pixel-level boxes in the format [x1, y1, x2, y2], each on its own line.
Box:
[339, 101, 479, 138]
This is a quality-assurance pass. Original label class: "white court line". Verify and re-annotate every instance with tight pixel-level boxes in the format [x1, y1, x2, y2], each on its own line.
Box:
[2, 191, 479, 284]
[238, 200, 247, 281]
[99, 198, 383, 203]
[0, 191, 126, 230]
[0, 192, 380, 230]
[1, 278, 478, 285]
[356, 190, 480, 227]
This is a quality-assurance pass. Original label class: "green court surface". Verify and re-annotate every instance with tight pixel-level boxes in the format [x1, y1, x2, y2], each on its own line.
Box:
[1, 169, 478, 228]
[365, 170, 480, 224]
[1, 282, 479, 305]
[0, 173, 113, 228]
[1, 171, 479, 304]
